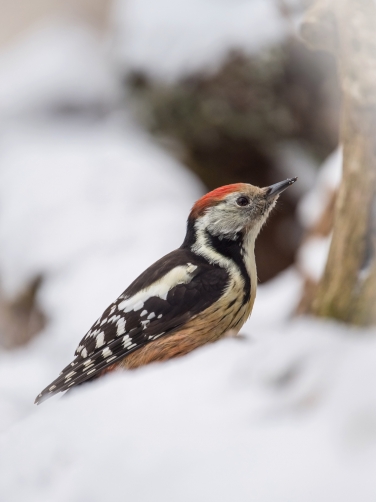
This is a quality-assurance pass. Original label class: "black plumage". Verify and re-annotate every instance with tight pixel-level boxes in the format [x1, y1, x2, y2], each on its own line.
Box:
[35, 248, 229, 403]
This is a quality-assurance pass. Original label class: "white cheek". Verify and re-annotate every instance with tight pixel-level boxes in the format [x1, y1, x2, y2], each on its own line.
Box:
[205, 206, 246, 238]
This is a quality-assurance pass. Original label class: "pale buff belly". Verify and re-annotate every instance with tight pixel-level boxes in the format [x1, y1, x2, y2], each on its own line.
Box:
[113, 276, 256, 371]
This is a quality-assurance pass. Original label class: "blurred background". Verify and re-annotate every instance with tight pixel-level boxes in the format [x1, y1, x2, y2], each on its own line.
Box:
[0, 0, 341, 349]
[0, 1, 375, 501]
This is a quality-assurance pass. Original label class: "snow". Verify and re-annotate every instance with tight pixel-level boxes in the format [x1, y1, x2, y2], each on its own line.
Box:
[1, 12, 375, 502]
[296, 147, 342, 281]
[0, 20, 121, 118]
[274, 141, 319, 199]
[112, 0, 289, 81]
[0, 120, 200, 299]
[298, 147, 342, 229]
[2, 292, 376, 501]
[297, 234, 332, 282]
[243, 266, 303, 332]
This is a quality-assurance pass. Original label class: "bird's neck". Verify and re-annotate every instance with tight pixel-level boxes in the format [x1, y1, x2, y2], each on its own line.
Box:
[182, 218, 256, 304]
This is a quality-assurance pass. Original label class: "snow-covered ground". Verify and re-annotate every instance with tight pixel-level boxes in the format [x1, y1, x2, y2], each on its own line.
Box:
[0, 9, 375, 502]
[2, 273, 376, 502]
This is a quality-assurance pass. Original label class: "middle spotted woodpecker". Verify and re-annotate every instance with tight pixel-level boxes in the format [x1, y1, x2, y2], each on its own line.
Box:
[36, 177, 297, 404]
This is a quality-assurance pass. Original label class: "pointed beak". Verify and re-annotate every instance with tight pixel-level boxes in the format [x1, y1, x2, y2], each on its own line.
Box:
[265, 177, 298, 199]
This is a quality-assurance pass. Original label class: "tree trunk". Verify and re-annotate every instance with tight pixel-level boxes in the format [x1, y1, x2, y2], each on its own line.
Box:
[300, 0, 376, 325]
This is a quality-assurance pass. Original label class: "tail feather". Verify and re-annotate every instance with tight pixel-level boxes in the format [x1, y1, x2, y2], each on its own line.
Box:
[34, 333, 147, 404]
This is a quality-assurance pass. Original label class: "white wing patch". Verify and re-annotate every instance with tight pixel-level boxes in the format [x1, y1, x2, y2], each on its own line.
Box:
[118, 264, 197, 313]
[95, 331, 105, 348]
[59, 262, 200, 399]
[123, 335, 132, 348]
[102, 347, 112, 358]
[116, 318, 126, 336]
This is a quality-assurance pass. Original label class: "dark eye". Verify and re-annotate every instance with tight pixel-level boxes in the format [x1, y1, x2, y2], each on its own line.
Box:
[236, 196, 249, 207]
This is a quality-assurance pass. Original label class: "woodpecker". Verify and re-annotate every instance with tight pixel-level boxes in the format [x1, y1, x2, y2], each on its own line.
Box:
[35, 177, 297, 404]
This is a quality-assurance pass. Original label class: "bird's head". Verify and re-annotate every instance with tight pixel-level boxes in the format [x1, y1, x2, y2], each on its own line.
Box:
[189, 178, 297, 242]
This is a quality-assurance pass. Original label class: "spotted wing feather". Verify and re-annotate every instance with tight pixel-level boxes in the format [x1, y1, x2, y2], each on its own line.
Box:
[35, 249, 228, 404]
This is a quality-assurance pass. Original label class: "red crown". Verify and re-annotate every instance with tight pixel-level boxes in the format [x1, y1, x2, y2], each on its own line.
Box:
[190, 183, 246, 218]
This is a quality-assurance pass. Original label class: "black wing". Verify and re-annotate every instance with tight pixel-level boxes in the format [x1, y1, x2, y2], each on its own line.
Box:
[35, 249, 229, 404]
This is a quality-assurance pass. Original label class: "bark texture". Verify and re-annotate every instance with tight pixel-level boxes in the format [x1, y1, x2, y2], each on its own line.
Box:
[301, 0, 376, 325]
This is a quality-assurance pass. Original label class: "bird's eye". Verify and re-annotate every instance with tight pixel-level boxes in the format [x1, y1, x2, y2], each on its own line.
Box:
[236, 196, 250, 207]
